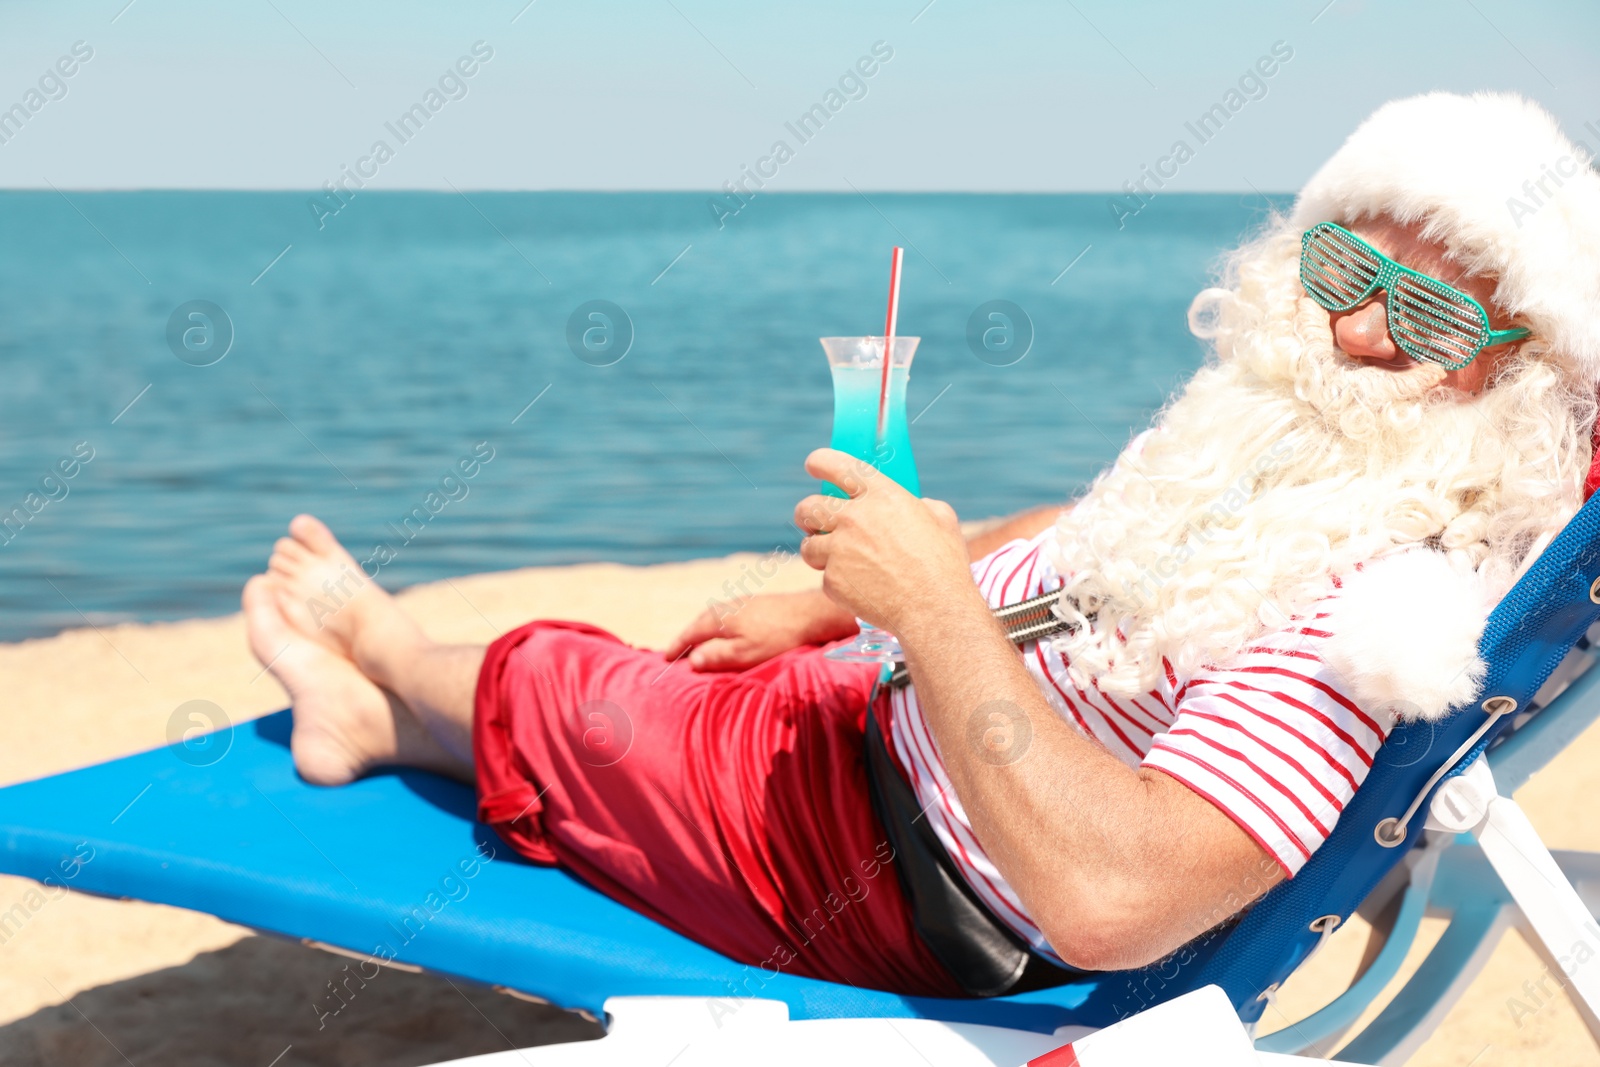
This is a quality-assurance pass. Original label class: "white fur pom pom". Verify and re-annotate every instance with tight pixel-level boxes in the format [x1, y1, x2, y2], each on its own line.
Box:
[1321, 549, 1497, 723]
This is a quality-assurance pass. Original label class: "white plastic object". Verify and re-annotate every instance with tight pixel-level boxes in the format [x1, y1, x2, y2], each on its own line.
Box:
[1423, 755, 1498, 832]
[416, 987, 1378, 1066]
[1028, 985, 1258, 1065]
[1427, 756, 1600, 1031]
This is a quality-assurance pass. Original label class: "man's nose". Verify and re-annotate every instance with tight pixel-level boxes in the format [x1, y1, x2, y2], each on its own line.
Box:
[1331, 299, 1399, 361]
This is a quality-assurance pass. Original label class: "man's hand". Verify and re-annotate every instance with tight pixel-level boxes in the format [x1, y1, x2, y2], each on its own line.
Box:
[664, 589, 859, 671]
[793, 448, 979, 636]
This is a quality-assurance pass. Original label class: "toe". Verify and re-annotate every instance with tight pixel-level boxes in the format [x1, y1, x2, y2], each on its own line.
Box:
[270, 537, 310, 569]
[243, 575, 296, 665]
[290, 514, 341, 556]
[243, 573, 270, 613]
[268, 555, 302, 581]
[273, 578, 317, 625]
[272, 579, 351, 656]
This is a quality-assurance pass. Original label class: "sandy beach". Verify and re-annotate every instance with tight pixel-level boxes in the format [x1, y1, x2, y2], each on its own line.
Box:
[2, 547, 1598, 1065]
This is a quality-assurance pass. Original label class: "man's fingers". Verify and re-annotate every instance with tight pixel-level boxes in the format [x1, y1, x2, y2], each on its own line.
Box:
[804, 448, 878, 498]
[688, 638, 746, 672]
[794, 493, 849, 535]
[662, 624, 691, 660]
[664, 605, 728, 659]
[799, 532, 830, 571]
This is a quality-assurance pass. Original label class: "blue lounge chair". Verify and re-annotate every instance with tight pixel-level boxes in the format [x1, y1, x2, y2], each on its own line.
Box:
[5, 497, 1600, 1062]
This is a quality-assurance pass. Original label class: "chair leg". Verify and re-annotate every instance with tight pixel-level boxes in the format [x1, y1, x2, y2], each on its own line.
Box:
[1337, 902, 1511, 1066]
[1475, 795, 1600, 1039]
[1517, 918, 1600, 1058]
[1504, 847, 1600, 1055]
[1353, 881, 1408, 983]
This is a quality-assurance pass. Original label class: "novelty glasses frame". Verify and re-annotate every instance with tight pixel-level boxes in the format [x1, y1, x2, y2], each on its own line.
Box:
[1300, 221, 1531, 370]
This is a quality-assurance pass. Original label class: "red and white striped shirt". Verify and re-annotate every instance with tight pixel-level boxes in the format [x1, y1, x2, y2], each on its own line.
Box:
[883, 527, 1389, 962]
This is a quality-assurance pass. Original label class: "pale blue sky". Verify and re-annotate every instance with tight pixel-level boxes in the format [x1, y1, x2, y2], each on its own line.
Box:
[0, 0, 1595, 191]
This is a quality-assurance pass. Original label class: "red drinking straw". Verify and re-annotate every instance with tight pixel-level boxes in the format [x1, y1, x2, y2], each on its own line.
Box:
[877, 246, 904, 445]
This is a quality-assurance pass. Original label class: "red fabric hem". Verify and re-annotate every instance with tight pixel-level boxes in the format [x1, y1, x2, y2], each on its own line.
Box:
[473, 619, 620, 865]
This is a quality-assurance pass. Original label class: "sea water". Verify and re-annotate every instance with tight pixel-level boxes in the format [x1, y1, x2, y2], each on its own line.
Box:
[825, 364, 919, 497]
[0, 191, 1285, 641]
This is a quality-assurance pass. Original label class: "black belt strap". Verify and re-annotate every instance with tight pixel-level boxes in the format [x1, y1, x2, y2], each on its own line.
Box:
[862, 702, 1079, 996]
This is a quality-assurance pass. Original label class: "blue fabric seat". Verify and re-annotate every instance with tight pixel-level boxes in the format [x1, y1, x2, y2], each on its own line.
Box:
[0, 711, 1103, 1033]
[4, 491, 1600, 1050]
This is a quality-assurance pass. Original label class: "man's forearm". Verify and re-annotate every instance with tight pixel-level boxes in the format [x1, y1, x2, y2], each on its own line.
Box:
[894, 590, 1163, 967]
[893, 588, 1278, 970]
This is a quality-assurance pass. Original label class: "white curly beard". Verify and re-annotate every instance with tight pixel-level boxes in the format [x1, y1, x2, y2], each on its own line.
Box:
[1043, 223, 1592, 701]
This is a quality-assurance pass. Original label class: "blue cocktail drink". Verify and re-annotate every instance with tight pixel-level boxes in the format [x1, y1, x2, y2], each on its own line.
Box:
[819, 336, 921, 496]
[819, 335, 920, 665]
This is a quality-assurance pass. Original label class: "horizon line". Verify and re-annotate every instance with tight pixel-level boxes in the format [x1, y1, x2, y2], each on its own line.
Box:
[0, 186, 1299, 196]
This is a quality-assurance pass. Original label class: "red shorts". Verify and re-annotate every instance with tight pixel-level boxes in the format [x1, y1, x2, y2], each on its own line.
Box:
[473, 619, 961, 997]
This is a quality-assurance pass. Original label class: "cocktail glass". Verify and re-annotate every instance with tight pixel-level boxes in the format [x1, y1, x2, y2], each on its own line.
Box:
[818, 335, 920, 664]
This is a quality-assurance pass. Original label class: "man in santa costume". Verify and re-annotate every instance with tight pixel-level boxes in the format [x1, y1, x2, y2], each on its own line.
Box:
[242, 92, 1600, 998]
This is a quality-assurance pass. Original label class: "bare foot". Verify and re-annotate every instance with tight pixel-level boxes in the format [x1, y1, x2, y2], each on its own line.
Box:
[244, 574, 444, 786]
[266, 514, 420, 672]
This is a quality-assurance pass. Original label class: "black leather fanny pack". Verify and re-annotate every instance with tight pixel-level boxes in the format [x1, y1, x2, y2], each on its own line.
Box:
[862, 702, 1080, 997]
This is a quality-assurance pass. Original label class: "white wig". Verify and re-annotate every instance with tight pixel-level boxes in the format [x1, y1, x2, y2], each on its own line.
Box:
[1042, 219, 1593, 703]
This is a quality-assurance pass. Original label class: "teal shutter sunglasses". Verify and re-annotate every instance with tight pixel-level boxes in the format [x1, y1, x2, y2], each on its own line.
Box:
[1300, 221, 1531, 371]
